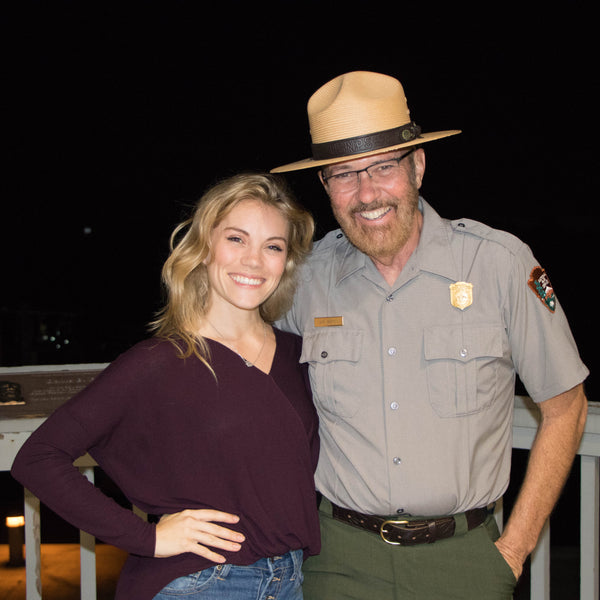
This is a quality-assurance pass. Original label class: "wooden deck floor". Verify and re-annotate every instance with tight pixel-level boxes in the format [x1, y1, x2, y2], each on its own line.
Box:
[0, 543, 127, 600]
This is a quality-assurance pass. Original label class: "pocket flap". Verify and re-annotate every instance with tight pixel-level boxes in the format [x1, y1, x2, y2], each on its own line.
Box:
[300, 329, 363, 364]
[424, 325, 503, 363]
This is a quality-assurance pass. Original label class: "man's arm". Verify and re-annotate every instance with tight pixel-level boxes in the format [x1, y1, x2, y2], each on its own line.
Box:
[495, 383, 587, 579]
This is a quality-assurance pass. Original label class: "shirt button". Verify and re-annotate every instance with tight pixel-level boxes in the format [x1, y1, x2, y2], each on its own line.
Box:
[390, 402, 399, 410]
[393, 457, 402, 465]
[460, 348, 468, 358]
[387, 347, 397, 356]
[321, 351, 328, 359]
[385, 294, 394, 302]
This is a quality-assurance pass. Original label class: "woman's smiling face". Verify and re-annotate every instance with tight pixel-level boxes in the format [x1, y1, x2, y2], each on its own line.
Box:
[206, 199, 289, 314]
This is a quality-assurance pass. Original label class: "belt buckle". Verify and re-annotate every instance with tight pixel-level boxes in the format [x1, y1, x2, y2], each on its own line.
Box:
[380, 519, 409, 545]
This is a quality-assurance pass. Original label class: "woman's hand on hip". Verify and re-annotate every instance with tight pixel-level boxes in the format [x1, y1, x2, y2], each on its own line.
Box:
[154, 509, 245, 562]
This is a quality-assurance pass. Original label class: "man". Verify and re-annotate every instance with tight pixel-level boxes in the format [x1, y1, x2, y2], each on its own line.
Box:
[271, 71, 588, 599]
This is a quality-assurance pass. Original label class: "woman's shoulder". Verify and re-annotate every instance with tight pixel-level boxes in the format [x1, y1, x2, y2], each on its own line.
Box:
[107, 337, 187, 373]
[273, 326, 302, 346]
[272, 326, 303, 362]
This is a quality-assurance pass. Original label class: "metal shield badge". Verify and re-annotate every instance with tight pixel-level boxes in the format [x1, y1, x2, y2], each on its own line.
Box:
[450, 281, 473, 310]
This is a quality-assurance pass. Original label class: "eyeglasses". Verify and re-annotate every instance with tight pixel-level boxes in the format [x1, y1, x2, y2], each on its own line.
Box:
[321, 148, 416, 193]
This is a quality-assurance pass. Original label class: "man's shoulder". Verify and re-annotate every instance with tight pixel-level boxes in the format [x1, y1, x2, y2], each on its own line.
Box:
[291, 229, 356, 297]
[313, 228, 348, 249]
[309, 229, 351, 261]
[449, 217, 525, 256]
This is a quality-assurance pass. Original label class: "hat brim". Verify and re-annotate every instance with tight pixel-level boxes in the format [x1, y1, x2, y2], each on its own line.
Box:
[271, 130, 461, 173]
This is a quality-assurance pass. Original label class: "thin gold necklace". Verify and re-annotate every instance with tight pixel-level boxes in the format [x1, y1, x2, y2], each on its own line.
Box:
[206, 319, 267, 368]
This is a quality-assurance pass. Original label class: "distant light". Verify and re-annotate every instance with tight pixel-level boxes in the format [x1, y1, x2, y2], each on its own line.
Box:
[6, 516, 25, 528]
[83, 227, 92, 235]
[6, 515, 25, 566]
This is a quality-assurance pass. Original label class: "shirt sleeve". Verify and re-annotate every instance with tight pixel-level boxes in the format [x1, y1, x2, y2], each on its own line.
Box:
[11, 358, 157, 556]
[505, 243, 589, 403]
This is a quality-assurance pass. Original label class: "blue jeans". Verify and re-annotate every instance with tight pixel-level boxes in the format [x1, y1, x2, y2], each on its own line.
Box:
[153, 550, 304, 600]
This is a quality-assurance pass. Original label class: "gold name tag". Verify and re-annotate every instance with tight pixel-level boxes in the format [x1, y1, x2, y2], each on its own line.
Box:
[314, 316, 344, 327]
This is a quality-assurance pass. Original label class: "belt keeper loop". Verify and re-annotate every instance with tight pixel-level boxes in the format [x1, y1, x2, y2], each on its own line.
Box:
[427, 521, 437, 543]
[453, 511, 469, 537]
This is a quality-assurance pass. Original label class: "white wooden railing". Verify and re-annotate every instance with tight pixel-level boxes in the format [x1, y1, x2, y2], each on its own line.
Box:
[509, 395, 599, 599]
[1, 365, 598, 599]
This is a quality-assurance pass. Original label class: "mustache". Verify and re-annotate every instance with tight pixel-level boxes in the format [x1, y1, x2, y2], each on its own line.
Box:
[351, 200, 397, 214]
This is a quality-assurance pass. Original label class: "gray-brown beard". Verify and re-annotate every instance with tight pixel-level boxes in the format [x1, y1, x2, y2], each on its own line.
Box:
[332, 185, 420, 262]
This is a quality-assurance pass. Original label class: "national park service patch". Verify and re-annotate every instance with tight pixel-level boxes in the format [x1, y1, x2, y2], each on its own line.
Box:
[528, 266, 556, 312]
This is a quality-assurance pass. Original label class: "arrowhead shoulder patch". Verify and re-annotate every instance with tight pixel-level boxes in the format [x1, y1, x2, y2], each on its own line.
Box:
[528, 266, 556, 312]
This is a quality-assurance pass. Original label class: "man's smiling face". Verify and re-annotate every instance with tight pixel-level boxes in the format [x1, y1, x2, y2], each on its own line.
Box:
[320, 148, 426, 263]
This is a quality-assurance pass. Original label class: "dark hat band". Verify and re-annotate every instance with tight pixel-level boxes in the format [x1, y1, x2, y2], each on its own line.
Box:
[311, 122, 422, 161]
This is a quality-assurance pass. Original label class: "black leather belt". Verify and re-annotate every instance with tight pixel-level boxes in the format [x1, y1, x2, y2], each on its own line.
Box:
[331, 503, 488, 546]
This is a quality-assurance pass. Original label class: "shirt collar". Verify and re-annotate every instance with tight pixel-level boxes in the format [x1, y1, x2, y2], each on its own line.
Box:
[334, 236, 369, 285]
[415, 198, 460, 281]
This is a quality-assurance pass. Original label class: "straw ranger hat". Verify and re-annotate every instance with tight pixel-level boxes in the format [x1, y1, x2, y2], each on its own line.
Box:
[271, 71, 460, 173]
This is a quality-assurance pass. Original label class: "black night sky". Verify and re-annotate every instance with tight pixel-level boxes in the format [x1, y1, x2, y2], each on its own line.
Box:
[1, 2, 596, 398]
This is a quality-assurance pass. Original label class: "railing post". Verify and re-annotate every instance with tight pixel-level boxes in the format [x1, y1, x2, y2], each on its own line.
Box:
[581, 455, 599, 600]
[80, 466, 97, 600]
[530, 520, 551, 600]
[23, 487, 42, 600]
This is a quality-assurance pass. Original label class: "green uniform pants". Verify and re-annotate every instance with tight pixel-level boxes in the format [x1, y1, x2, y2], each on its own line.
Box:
[303, 498, 517, 600]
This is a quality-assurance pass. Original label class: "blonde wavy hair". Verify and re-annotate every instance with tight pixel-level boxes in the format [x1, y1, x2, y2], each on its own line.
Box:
[150, 172, 314, 369]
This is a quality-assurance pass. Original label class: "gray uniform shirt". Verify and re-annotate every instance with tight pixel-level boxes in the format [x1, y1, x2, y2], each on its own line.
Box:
[277, 198, 588, 516]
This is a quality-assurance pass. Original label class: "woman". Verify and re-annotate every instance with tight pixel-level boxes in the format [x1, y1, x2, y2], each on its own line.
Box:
[11, 173, 319, 600]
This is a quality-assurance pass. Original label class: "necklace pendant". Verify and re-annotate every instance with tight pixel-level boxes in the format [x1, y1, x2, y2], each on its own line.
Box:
[205, 318, 267, 368]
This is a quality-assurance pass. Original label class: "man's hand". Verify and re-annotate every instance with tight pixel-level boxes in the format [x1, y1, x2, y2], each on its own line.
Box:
[155, 509, 245, 562]
[495, 537, 525, 580]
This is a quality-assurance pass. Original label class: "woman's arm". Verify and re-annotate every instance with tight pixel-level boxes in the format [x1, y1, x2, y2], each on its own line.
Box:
[12, 406, 245, 558]
[11, 405, 159, 555]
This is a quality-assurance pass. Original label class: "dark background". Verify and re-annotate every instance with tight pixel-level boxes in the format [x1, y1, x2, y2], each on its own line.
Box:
[1, 2, 595, 383]
[1, 2, 596, 592]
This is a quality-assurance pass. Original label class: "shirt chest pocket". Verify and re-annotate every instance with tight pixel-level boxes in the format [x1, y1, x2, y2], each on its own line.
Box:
[300, 329, 364, 418]
[424, 325, 504, 418]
